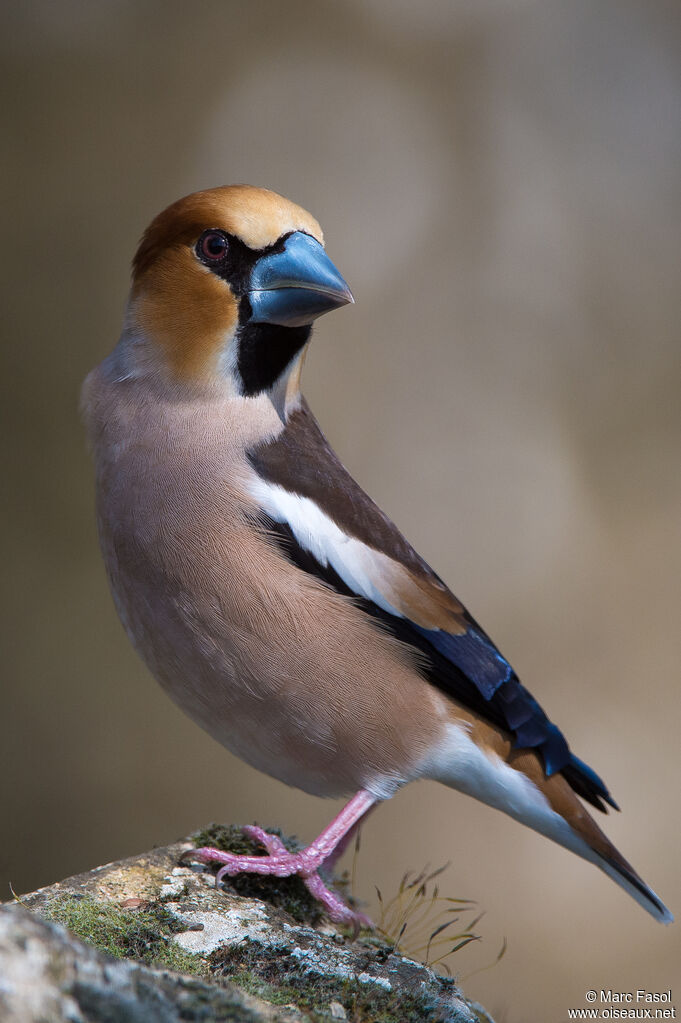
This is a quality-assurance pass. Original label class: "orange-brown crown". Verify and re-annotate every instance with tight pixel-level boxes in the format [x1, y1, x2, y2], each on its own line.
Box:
[132, 185, 323, 283]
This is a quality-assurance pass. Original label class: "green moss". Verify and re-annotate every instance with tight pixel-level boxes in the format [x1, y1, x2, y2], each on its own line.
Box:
[40, 895, 206, 977]
[193, 823, 300, 857]
[192, 823, 343, 926]
[211, 938, 447, 1022]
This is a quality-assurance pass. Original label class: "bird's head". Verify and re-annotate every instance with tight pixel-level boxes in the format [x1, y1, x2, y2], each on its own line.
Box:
[125, 185, 353, 397]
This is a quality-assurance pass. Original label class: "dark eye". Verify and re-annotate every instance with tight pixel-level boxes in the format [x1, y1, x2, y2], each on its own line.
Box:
[197, 230, 229, 262]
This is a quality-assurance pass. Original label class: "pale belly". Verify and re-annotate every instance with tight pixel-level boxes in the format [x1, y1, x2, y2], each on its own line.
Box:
[101, 512, 447, 801]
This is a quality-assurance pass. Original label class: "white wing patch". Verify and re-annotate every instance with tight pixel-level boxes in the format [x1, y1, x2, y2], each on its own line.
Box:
[248, 478, 405, 618]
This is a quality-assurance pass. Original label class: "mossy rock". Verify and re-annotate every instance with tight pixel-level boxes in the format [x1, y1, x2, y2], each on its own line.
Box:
[41, 893, 206, 976]
[8, 828, 491, 1022]
[212, 937, 457, 1022]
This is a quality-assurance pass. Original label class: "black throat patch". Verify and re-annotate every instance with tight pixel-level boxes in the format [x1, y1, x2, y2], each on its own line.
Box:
[236, 316, 311, 397]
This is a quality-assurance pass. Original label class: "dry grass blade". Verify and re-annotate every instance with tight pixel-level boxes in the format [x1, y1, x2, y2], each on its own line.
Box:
[375, 861, 498, 976]
[431, 934, 481, 963]
[461, 935, 508, 981]
[425, 917, 462, 961]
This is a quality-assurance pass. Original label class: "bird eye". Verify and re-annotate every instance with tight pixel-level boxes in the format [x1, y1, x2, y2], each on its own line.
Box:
[197, 230, 229, 262]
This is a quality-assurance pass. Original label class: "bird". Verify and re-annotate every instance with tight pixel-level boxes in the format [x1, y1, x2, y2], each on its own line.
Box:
[82, 184, 672, 928]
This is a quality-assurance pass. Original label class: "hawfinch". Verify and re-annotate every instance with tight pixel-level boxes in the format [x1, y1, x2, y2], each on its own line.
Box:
[82, 185, 671, 927]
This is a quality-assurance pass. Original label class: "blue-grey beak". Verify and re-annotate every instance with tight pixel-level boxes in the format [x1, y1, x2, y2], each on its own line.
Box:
[248, 232, 354, 328]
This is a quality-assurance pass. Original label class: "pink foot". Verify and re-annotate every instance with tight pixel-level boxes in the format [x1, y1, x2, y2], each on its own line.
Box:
[186, 791, 377, 930]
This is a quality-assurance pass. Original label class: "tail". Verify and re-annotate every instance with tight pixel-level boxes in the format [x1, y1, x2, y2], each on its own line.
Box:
[434, 718, 673, 923]
[503, 745, 673, 923]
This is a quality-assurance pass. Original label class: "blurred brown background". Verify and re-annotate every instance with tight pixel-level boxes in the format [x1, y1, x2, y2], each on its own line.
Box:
[2, 1, 680, 1019]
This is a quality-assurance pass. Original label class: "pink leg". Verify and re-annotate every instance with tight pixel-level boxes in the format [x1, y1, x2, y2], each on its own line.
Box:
[188, 789, 377, 927]
[321, 802, 377, 873]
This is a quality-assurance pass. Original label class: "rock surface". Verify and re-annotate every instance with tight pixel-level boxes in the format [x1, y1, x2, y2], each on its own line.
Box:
[1, 828, 494, 1022]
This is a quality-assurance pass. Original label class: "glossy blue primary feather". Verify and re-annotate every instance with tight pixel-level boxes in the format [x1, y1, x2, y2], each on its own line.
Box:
[415, 621, 616, 809]
[414, 624, 573, 775]
[413, 625, 513, 699]
[414, 621, 572, 773]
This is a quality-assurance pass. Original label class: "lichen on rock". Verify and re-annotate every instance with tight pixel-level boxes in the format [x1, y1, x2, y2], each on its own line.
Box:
[1, 827, 494, 1022]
